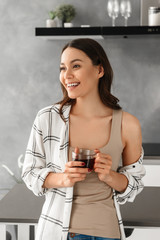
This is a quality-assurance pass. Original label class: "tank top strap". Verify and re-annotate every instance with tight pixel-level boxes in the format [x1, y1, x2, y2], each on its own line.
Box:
[109, 109, 123, 147]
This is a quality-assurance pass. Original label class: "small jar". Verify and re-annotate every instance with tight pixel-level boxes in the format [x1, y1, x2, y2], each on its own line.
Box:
[148, 7, 160, 26]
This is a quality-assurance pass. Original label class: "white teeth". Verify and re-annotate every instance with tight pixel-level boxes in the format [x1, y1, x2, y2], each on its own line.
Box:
[67, 83, 80, 87]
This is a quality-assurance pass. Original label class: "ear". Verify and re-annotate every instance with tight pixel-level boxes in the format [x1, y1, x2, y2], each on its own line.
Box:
[98, 65, 104, 78]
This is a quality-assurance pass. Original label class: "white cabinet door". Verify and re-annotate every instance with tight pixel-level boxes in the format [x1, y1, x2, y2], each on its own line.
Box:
[127, 228, 160, 239]
[143, 164, 160, 186]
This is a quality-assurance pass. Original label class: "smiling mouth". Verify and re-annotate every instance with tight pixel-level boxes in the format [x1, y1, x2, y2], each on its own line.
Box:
[67, 82, 80, 88]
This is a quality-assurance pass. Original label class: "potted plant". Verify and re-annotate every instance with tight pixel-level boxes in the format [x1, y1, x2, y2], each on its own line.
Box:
[55, 4, 76, 27]
[46, 11, 57, 28]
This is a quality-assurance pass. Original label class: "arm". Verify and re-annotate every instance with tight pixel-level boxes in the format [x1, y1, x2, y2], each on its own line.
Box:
[116, 112, 146, 204]
[22, 112, 54, 196]
[94, 112, 145, 200]
[94, 152, 129, 193]
[116, 148, 145, 204]
[22, 113, 88, 194]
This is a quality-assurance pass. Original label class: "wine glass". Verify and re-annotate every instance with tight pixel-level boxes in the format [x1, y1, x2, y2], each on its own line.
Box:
[120, 0, 132, 27]
[107, 0, 119, 27]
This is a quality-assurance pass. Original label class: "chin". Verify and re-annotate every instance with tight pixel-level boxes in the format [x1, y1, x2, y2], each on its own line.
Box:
[68, 94, 78, 99]
[67, 91, 79, 99]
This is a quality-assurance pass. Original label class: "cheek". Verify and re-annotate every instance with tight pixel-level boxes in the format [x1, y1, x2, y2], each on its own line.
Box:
[85, 67, 98, 79]
[59, 73, 65, 86]
[83, 70, 99, 86]
[77, 69, 92, 84]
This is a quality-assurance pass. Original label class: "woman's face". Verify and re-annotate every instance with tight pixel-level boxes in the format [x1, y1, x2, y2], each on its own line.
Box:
[60, 47, 104, 100]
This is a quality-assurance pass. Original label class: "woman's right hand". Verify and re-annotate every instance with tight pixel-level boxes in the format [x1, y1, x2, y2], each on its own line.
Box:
[63, 160, 89, 187]
[43, 148, 89, 189]
[43, 161, 88, 189]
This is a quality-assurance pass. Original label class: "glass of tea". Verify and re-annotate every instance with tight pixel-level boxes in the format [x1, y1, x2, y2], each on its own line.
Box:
[72, 149, 96, 171]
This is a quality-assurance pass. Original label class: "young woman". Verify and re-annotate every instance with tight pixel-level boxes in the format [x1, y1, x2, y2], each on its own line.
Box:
[22, 38, 145, 240]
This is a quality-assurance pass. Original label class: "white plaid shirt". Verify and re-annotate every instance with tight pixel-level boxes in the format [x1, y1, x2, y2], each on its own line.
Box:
[22, 104, 146, 240]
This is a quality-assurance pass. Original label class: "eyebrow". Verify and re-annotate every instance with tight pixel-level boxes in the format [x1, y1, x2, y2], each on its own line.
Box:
[60, 59, 83, 65]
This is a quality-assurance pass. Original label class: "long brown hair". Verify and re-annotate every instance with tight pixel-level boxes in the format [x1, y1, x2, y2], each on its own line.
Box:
[57, 38, 121, 120]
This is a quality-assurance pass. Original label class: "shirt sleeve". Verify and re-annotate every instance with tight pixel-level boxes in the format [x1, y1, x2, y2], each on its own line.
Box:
[21, 112, 54, 196]
[116, 148, 146, 205]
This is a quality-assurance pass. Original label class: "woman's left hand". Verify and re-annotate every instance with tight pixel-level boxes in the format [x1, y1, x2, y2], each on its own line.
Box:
[94, 149, 112, 183]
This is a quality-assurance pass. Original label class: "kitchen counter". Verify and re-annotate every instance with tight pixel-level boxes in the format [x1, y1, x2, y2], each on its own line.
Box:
[0, 184, 159, 239]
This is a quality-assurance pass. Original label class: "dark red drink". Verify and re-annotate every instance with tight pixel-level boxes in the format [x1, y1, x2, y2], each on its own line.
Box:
[75, 157, 95, 170]
[72, 149, 96, 171]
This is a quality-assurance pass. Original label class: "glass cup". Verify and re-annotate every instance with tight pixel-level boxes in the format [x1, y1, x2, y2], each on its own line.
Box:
[120, 0, 132, 27]
[72, 149, 96, 170]
[107, 0, 120, 27]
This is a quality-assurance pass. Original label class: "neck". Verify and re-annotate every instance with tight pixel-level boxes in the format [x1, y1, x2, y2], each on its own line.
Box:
[71, 95, 111, 118]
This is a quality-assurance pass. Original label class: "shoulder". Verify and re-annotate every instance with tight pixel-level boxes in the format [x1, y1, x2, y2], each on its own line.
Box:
[122, 111, 141, 131]
[36, 104, 67, 120]
[34, 104, 61, 127]
[121, 111, 142, 146]
[37, 104, 60, 117]
[37, 105, 54, 116]
[34, 104, 63, 131]
[36, 104, 71, 124]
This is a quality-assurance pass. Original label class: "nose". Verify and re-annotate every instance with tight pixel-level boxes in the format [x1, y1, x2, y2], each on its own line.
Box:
[64, 68, 73, 79]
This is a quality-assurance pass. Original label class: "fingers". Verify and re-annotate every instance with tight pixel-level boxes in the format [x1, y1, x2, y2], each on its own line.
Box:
[64, 161, 88, 186]
[96, 152, 112, 160]
[95, 152, 112, 164]
[65, 173, 87, 178]
[65, 160, 86, 168]
[94, 149, 100, 154]
[65, 164, 89, 174]
[94, 151, 112, 173]
[74, 147, 79, 154]
[65, 160, 89, 180]
[62, 172, 87, 187]
[94, 167, 110, 176]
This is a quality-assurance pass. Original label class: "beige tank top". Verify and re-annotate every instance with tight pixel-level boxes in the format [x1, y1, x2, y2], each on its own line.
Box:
[68, 109, 123, 238]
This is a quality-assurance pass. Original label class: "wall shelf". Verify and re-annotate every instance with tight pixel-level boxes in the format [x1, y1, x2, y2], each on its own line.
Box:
[35, 26, 160, 39]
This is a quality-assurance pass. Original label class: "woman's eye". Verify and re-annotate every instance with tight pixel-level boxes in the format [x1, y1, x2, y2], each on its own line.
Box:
[73, 64, 80, 69]
[60, 67, 65, 72]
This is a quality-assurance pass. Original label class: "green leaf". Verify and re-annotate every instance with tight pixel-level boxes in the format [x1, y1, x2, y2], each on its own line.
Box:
[49, 11, 56, 20]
